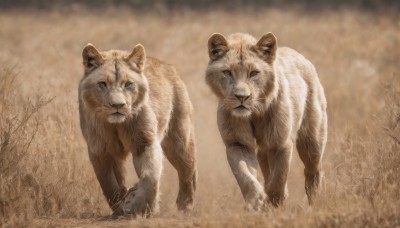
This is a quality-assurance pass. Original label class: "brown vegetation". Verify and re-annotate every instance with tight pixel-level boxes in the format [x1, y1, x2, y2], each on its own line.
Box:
[0, 6, 399, 227]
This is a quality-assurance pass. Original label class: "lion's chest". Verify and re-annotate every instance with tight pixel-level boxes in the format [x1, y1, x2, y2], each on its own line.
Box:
[113, 124, 137, 157]
[252, 108, 293, 149]
[252, 115, 281, 149]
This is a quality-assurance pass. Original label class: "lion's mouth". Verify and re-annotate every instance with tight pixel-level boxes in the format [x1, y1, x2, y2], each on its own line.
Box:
[234, 105, 248, 110]
[107, 111, 127, 124]
[111, 112, 124, 116]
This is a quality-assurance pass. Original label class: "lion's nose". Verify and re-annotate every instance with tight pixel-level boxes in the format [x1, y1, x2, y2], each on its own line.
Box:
[110, 102, 125, 109]
[235, 94, 251, 103]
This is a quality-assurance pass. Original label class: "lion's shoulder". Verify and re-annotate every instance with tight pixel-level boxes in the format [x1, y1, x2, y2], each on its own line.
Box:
[145, 57, 178, 80]
[277, 47, 315, 68]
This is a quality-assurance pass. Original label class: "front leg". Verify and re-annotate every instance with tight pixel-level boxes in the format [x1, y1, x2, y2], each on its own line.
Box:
[227, 143, 265, 211]
[117, 106, 163, 218]
[121, 140, 163, 217]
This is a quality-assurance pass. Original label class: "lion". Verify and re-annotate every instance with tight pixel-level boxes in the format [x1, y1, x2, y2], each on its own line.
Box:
[78, 43, 197, 217]
[205, 33, 327, 210]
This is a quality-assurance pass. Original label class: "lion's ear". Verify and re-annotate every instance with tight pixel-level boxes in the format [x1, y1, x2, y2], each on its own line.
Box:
[82, 43, 104, 72]
[208, 33, 229, 61]
[127, 44, 146, 72]
[254, 33, 277, 63]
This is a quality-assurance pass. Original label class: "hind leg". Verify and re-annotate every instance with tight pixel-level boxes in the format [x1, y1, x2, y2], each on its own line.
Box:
[162, 123, 197, 211]
[296, 113, 327, 204]
[260, 144, 292, 207]
[257, 151, 270, 191]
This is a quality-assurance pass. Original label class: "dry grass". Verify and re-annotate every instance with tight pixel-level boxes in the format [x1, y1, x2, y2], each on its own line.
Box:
[0, 7, 399, 227]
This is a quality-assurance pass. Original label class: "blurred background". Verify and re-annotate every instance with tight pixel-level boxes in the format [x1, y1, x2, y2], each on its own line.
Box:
[0, 0, 399, 227]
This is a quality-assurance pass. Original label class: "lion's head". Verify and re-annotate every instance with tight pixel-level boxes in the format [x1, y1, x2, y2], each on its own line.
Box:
[205, 33, 278, 118]
[79, 44, 148, 123]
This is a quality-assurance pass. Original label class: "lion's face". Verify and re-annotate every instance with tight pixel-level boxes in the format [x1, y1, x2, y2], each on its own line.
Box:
[206, 33, 278, 118]
[80, 44, 148, 123]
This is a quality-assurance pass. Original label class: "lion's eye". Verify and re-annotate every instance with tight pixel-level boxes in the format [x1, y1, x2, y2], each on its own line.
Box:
[98, 81, 107, 89]
[249, 70, 260, 78]
[222, 70, 233, 78]
[125, 81, 134, 89]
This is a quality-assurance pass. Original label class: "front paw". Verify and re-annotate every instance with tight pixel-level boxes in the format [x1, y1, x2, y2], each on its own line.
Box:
[245, 190, 266, 211]
[120, 186, 153, 218]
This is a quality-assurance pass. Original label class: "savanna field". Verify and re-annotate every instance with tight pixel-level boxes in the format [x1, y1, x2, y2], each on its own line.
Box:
[0, 3, 399, 227]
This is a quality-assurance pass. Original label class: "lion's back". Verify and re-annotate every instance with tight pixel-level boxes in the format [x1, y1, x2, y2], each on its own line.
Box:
[276, 47, 326, 110]
[144, 57, 193, 138]
[276, 47, 327, 138]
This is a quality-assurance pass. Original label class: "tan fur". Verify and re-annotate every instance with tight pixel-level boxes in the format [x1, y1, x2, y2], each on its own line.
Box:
[206, 33, 327, 210]
[79, 44, 197, 217]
